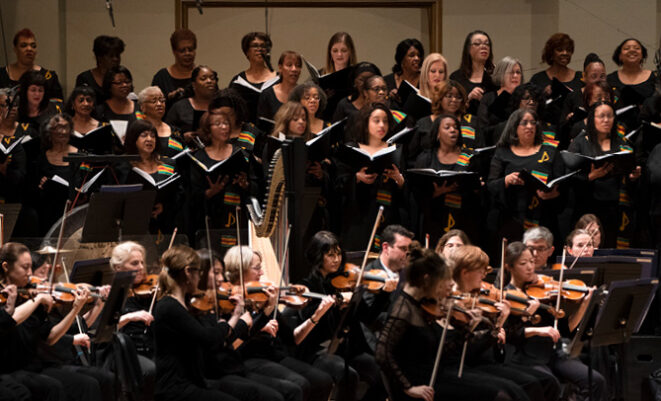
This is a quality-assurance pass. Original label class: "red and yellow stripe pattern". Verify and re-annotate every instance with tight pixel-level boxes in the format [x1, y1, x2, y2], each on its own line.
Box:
[168, 138, 183, 151]
[391, 110, 407, 124]
[224, 192, 241, 206]
[158, 164, 175, 176]
[376, 190, 392, 206]
[238, 131, 256, 146]
[530, 170, 549, 184]
[461, 126, 476, 140]
[444, 193, 462, 209]
[221, 235, 237, 247]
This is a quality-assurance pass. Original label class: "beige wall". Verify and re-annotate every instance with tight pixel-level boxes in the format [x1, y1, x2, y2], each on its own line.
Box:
[1, 0, 659, 98]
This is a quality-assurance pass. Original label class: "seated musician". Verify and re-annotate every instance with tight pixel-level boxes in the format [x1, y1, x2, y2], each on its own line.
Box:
[0, 242, 105, 401]
[152, 245, 241, 401]
[523, 226, 556, 270]
[449, 244, 559, 401]
[375, 246, 451, 401]
[223, 245, 333, 401]
[503, 241, 605, 401]
[285, 230, 386, 401]
[434, 229, 470, 259]
[565, 229, 595, 258]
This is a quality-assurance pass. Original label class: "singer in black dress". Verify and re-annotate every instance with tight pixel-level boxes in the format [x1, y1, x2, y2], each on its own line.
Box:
[151, 29, 197, 111]
[75, 35, 125, 102]
[257, 51, 302, 121]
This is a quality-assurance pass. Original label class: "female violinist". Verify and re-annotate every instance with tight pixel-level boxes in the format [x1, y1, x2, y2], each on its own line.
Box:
[223, 245, 333, 401]
[564, 229, 595, 258]
[0, 242, 103, 401]
[434, 228, 470, 259]
[449, 245, 557, 401]
[152, 245, 241, 401]
[504, 242, 605, 401]
[288, 230, 386, 401]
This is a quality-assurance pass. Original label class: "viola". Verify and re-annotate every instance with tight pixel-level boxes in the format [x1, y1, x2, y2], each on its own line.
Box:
[15, 277, 103, 304]
[525, 274, 588, 302]
[132, 274, 159, 297]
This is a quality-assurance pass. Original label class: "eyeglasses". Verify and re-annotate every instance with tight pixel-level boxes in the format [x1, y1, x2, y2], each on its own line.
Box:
[250, 43, 268, 49]
[521, 96, 537, 103]
[528, 245, 550, 253]
[369, 86, 388, 93]
[250, 265, 263, 271]
[519, 119, 537, 127]
[471, 41, 491, 48]
[146, 97, 166, 104]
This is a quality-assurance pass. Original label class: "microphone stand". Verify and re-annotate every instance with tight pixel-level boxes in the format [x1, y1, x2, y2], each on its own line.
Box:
[105, 0, 115, 28]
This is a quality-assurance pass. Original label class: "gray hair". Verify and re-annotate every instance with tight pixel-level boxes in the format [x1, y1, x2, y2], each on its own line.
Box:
[492, 56, 523, 87]
[110, 241, 146, 270]
[137, 86, 164, 107]
[523, 226, 554, 246]
[223, 246, 262, 283]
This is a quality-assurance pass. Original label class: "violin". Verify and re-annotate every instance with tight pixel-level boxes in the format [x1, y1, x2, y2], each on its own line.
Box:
[421, 296, 474, 326]
[480, 281, 565, 319]
[190, 283, 237, 314]
[525, 274, 588, 302]
[14, 276, 103, 304]
[329, 263, 397, 292]
[132, 274, 159, 297]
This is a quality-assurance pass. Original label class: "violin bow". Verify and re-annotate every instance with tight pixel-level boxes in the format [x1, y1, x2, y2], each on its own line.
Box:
[147, 228, 177, 317]
[425, 233, 430, 249]
[49, 200, 71, 293]
[566, 229, 596, 270]
[235, 206, 246, 314]
[273, 224, 292, 320]
[206, 215, 220, 317]
[554, 248, 567, 331]
[355, 206, 384, 289]
[0, 213, 4, 247]
[499, 238, 507, 303]
[60, 257, 90, 366]
[430, 300, 454, 387]
[457, 296, 479, 378]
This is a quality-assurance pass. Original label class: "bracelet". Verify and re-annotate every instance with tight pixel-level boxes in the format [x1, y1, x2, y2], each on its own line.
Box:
[309, 317, 318, 325]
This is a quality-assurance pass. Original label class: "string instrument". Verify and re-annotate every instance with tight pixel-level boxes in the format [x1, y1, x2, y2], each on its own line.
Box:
[525, 274, 589, 302]
[190, 283, 237, 314]
[13, 277, 103, 304]
[420, 296, 475, 326]
[131, 274, 159, 297]
[329, 263, 397, 292]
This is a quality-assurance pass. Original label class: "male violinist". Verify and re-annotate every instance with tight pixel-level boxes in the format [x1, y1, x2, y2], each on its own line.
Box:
[523, 226, 555, 271]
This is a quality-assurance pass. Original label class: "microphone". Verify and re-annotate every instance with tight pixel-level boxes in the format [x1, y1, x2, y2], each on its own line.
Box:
[262, 50, 274, 72]
[105, 0, 115, 27]
[196, 0, 203, 14]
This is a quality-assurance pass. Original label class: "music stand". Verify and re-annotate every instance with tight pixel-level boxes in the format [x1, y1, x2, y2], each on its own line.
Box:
[568, 278, 659, 401]
[69, 257, 114, 286]
[81, 187, 155, 243]
[93, 270, 136, 344]
[0, 203, 21, 240]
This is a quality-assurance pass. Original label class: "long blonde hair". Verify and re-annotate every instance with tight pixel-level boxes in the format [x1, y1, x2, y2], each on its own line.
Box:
[419, 53, 448, 98]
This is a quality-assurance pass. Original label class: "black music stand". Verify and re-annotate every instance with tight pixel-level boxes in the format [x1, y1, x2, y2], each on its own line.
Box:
[70, 258, 114, 286]
[0, 203, 21, 240]
[568, 278, 658, 401]
[93, 270, 136, 344]
[81, 186, 155, 243]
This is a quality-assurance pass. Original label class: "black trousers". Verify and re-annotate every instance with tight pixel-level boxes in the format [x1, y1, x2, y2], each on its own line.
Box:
[244, 358, 306, 401]
[11, 370, 65, 401]
[0, 374, 31, 401]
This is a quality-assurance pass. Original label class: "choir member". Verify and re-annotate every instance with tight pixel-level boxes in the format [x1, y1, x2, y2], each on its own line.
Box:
[336, 102, 406, 252]
[66, 86, 100, 136]
[331, 62, 381, 124]
[560, 53, 607, 128]
[17, 70, 60, 127]
[419, 52, 448, 99]
[165, 65, 218, 140]
[230, 32, 278, 89]
[0, 88, 27, 204]
[567, 101, 641, 248]
[152, 29, 197, 110]
[289, 82, 330, 134]
[323, 32, 357, 74]
[567, 81, 613, 140]
[75, 35, 125, 102]
[96, 65, 139, 141]
[137, 86, 185, 158]
[384, 39, 424, 108]
[0, 29, 63, 101]
[488, 109, 564, 249]
[208, 88, 265, 156]
[607, 38, 656, 104]
[449, 30, 497, 115]
[529, 33, 583, 95]
[413, 114, 481, 244]
[478, 57, 523, 146]
[257, 51, 302, 121]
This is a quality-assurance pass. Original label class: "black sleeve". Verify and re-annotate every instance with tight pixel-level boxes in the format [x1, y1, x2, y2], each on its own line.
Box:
[375, 313, 412, 390]
[156, 300, 227, 350]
